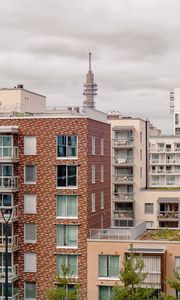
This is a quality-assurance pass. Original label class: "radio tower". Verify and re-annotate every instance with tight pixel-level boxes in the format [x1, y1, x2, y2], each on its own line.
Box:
[83, 53, 98, 109]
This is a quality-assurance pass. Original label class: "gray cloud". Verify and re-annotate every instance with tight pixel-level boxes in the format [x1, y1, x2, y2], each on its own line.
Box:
[0, 0, 180, 133]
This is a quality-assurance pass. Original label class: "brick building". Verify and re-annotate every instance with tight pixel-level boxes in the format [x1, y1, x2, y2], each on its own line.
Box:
[0, 109, 111, 299]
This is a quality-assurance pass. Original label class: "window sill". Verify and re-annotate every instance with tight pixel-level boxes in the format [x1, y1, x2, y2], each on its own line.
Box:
[56, 246, 78, 249]
[56, 157, 78, 160]
[56, 217, 78, 220]
[98, 277, 119, 280]
[24, 182, 36, 185]
[56, 187, 78, 189]
[24, 241, 36, 244]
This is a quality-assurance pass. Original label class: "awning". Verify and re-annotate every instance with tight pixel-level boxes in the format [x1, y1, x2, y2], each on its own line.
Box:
[158, 197, 179, 203]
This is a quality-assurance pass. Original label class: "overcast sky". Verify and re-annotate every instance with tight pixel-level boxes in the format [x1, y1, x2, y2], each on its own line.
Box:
[1, 0, 180, 133]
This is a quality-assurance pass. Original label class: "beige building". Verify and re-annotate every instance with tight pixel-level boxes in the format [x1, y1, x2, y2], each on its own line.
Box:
[88, 225, 180, 300]
[107, 112, 149, 227]
[0, 84, 46, 113]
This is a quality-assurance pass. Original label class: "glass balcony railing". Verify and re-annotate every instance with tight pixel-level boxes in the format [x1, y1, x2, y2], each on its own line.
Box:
[0, 264, 18, 281]
[113, 139, 133, 147]
[0, 147, 18, 161]
[0, 235, 18, 250]
[113, 192, 134, 201]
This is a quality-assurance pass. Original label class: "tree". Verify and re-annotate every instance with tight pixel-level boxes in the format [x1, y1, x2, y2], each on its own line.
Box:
[112, 246, 157, 300]
[47, 264, 79, 300]
[161, 269, 180, 300]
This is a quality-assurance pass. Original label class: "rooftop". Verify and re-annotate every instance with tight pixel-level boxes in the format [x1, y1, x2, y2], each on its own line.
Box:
[140, 229, 180, 241]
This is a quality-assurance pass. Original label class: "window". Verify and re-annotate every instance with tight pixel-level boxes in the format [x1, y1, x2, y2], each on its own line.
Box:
[92, 193, 96, 212]
[92, 165, 96, 183]
[56, 254, 78, 277]
[56, 225, 78, 247]
[99, 286, 112, 300]
[174, 257, 180, 273]
[140, 149, 142, 161]
[100, 192, 104, 209]
[57, 135, 77, 158]
[98, 255, 119, 278]
[0, 194, 12, 207]
[24, 136, 36, 155]
[140, 167, 142, 179]
[24, 194, 36, 214]
[100, 165, 104, 182]
[101, 138, 104, 155]
[25, 165, 36, 184]
[24, 224, 36, 243]
[56, 195, 77, 218]
[57, 166, 77, 187]
[0, 135, 12, 158]
[92, 136, 95, 155]
[145, 203, 154, 214]
[25, 282, 36, 299]
[24, 253, 36, 272]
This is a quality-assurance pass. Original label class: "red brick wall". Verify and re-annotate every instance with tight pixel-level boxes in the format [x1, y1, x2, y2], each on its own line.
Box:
[0, 116, 111, 300]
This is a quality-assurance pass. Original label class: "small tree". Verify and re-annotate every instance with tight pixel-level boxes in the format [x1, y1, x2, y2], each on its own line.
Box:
[161, 269, 180, 300]
[47, 264, 79, 300]
[112, 246, 157, 300]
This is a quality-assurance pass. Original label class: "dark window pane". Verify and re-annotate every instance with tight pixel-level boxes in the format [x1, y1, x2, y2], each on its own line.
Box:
[57, 166, 66, 186]
[3, 194, 12, 206]
[58, 146, 66, 157]
[67, 166, 76, 186]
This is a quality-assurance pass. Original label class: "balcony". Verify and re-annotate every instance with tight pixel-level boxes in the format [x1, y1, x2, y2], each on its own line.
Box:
[151, 159, 165, 164]
[158, 211, 179, 220]
[0, 264, 18, 282]
[150, 169, 165, 174]
[113, 175, 133, 184]
[113, 139, 133, 148]
[166, 181, 176, 186]
[0, 176, 18, 192]
[113, 210, 133, 219]
[0, 147, 18, 163]
[113, 157, 133, 166]
[113, 192, 134, 202]
[0, 235, 18, 251]
[0, 206, 18, 222]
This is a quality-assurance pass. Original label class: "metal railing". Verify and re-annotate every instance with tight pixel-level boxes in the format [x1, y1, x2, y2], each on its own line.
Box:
[0, 177, 18, 190]
[113, 210, 133, 219]
[0, 147, 18, 160]
[113, 139, 133, 147]
[158, 211, 179, 219]
[113, 193, 134, 201]
[0, 206, 18, 221]
[0, 264, 18, 280]
[113, 175, 133, 183]
[0, 235, 18, 250]
[113, 157, 133, 164]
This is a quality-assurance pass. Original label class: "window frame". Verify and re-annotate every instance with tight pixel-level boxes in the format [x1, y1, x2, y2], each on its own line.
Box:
[92, 136, 96, 155]
[100, 191, 104, 209]
[100, 138, 104, 156]
[56, 224, 78, 249]
[24, 253, 37, 273]
[56, 254, 78, 278]
[92, 193, 96, 212]
[56, 135, 78, 159]
[24, 165, 36, 184]
[145, 203, 154, 214]
[24, 282, 36, 300]
[24, 223, 36, 244]
[100, 165, 104, 182]
[24, 194, 37, 214]
[24, 136, 37, 156]
[56, 195, 78, 219]
[92, 165, 96, 183]
[98, 255, 120, 279]
[56, 165, 78, 189]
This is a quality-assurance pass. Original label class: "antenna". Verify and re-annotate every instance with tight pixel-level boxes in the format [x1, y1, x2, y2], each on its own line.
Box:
[89, 52, 92, 71]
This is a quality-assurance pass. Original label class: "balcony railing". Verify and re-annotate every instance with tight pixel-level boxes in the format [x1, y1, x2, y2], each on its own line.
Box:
[0, 147, 18, 161]
[113, 157, 133, 165]
[151, 159, 165, 164]
[151, 169, 165, 174]
[166, 181, 176, 186]
[0, 206, 18, 222]
[113, 175, 133, 184]
[158, 211, 179, 219]
[175, 147, 180, 152]
[0, 235, 18, 251]
[113, 139, 133, 147]
[113, 193, 134, 201]
[151, 181, 164, 186]
[113, 210, 133, 219]
[0, 176, 18, 191]
[0, 294, 19, 300]
[0, 264, 18, 281]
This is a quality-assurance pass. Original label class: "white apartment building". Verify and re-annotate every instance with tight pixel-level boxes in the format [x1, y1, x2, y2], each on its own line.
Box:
[107, 112, 149, 227]
[149, 135, 180, 187]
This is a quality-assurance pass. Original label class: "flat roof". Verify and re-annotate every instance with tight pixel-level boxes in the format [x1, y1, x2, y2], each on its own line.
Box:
[0, 88, 46, 98]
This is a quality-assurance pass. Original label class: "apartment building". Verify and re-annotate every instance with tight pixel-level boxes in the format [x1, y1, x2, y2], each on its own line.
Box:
[0, 106, 111, 300]
[107, 112, 149, 227]
[88, 224, 180, 300]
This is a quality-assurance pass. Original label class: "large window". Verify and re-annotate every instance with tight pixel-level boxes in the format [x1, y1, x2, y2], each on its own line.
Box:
[57, 166, 77, 187]
[24, 224, 36, 243]
[98, 255, 119, 278]
[24, 136, 36, 155]
[57, 135, 77, 158]
[56, 225, 78, 247]
[99, 286, 113, 300]
[0, 136, 12, 158]
[24, 253, 36, 272]
[25, 282, 36, 299]
[56, 195, 77, 218]
[25, 165, 36, 184]
[56, 254, 78, 277]
[24, 194, 36, 214]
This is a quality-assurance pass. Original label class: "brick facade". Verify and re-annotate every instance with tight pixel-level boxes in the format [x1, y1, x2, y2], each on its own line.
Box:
[0, 116, 111, 300]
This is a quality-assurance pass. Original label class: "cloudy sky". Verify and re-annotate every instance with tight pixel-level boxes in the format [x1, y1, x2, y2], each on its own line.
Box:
[0, 0, 180, 132]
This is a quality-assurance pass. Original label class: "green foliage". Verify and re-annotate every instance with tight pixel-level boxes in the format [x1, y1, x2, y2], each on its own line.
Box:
[47, 264, 79, 300]
[112, 245, 157, 300]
